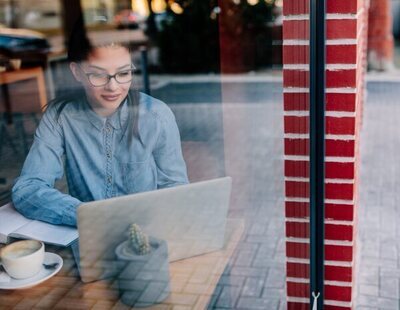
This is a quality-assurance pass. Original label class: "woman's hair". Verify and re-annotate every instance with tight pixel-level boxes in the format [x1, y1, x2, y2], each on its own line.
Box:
[49, 16, 142, 144]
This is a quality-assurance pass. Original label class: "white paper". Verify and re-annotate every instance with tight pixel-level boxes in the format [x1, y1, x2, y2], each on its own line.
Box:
[12, 220, 78, 246]
[0, 270, 11, 283]
[0, 203, 78, 246]
[0, 203, 31, 243]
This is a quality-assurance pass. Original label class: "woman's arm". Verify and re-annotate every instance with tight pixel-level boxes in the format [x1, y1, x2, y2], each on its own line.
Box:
[153, 108, 189, 189]
[12, 107, 82, 227]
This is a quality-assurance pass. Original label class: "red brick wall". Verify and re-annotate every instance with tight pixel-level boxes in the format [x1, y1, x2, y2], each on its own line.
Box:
[368, 0, 394, 70]
[283, 0, 368, 308]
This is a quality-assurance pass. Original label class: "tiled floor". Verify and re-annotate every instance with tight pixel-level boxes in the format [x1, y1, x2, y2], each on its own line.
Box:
[355, 81, 400, 309]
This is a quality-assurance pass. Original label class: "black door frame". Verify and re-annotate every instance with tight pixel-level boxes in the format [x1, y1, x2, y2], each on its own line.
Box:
[309, 0, 326, 308]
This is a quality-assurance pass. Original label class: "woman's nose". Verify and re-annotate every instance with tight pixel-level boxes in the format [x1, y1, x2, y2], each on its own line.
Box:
[105, 76, 118, 90]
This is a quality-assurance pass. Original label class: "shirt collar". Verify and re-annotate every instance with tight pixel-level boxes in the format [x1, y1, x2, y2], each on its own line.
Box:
[83, 98, 129, 131]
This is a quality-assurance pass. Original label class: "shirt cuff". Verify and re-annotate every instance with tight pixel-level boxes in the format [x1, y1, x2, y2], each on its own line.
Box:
[61, 200, 81, 227]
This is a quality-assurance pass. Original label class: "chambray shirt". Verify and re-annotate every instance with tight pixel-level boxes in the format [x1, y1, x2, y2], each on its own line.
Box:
[12, 93, 188, 227]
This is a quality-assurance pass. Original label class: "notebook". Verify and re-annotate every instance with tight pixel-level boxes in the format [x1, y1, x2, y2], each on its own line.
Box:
[0, 203, 78, 246]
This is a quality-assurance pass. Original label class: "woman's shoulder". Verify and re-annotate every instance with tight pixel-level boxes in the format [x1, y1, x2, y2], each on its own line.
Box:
[139, 92, 175, 123]
[45, 94, 83, 119]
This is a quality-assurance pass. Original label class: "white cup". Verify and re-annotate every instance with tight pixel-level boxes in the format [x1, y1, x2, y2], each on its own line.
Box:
[0, 240, 44, 279]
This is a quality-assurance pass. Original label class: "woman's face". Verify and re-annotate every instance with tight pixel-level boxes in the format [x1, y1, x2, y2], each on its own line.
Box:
[70, 46, 132, 117]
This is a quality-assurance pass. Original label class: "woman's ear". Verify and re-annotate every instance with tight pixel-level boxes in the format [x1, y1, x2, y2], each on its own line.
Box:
[69, 62, 83, 82]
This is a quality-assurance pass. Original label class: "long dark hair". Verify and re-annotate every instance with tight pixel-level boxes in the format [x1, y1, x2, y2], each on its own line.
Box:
[49, 15, 142, 144]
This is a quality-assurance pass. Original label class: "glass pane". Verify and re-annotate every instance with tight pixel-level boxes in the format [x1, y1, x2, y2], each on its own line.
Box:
[0, 0, 310, 308]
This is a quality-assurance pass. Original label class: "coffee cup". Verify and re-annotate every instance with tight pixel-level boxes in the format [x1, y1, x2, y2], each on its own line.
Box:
[0, 240, 44, 279]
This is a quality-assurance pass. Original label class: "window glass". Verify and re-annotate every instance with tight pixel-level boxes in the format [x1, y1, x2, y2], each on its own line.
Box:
[0, 0, 311, 308]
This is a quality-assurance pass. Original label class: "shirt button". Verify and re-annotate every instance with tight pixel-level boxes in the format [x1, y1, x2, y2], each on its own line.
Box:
[107, 152, 111, 158]
[107, 176, 112, 184]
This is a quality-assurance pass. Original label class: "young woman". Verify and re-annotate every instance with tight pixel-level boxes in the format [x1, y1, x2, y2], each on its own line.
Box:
[11, 36, 188, 227]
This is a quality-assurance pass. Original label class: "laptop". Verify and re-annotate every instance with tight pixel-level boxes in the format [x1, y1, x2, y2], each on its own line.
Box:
[74, 177, 232, 283]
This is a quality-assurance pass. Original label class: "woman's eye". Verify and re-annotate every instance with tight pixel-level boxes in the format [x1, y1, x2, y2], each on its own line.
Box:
[117, 71, 131, 77]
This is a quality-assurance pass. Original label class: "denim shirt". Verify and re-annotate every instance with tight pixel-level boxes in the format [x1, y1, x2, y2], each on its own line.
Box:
[12, 93, 189, 227]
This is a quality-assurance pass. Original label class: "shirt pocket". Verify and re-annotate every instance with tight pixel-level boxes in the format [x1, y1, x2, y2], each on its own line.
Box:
[118, 159, 156, 193]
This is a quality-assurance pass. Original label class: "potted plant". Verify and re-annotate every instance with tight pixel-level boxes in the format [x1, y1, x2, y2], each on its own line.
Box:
[115, 223, 170, 307]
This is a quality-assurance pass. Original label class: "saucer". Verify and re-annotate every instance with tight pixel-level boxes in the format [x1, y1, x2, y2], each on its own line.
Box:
[0, 252, 63, 290]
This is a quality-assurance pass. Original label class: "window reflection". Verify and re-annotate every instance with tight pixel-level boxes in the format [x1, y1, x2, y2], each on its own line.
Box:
[0, 0, 293, 309]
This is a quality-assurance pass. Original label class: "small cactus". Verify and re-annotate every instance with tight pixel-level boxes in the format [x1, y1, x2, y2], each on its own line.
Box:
[129, 223, 151, 255]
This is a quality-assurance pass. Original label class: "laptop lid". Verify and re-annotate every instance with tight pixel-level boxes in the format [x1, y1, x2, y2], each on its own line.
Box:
[76, 177, 232, 283]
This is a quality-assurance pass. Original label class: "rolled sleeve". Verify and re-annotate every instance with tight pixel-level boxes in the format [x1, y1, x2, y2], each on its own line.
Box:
[12, 106, 82, 227]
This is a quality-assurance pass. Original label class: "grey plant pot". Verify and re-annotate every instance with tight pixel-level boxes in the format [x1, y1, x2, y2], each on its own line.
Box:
[115, 237, 170, 307]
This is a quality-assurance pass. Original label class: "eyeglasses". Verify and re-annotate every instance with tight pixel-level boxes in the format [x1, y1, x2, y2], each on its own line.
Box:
[80, 66, 136, 87]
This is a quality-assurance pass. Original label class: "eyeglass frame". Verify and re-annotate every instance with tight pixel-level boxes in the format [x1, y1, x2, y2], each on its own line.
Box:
[78, 65, 136, 87]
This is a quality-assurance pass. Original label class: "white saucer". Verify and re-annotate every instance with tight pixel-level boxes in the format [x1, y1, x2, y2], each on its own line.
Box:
[0, 252, 63, 290]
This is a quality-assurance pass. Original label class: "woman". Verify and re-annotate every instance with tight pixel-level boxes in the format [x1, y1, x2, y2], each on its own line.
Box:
[11, 36, 188, 227]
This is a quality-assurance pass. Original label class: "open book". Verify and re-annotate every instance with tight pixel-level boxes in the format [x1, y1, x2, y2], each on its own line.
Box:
[0, 203, 78, 246]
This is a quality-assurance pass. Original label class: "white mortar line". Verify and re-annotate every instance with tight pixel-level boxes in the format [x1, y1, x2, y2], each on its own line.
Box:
[326, 111, 357, 117]
[284, 87, 358, 93]
[326, 87, 357, 93]
[325, 157, 355, 163]
[326, 280, 353, 287]
[325, 260, 353, 267]
[284, 177, 355, 184]
[283, 64, 309, 70]
[287, 278, 352, 288]
[285, 197, 355, 205]
[286, 237, 310, 243]
[283, 39, 358, 45]
[283, 111, 356, 118]
[283, 87, 309, 93]
[284, 155, 309, 161]
[287, 277, 310, 283]
[285, 217, 309, 223]
[325, 179, 355, 184]
[286, 257, 309, 264]
[284, 111, 309, 116]
[286, 257, 354, 267]
[283, 64, 357, 70]
[283, 13, 360, 21]
[284, 133, 356, 140]
[326, 39, 358, 45]
[287, 297, 308, 303]
[326, 134, 356, 139]
[283, 40, 309, 46]
[284, 134, 309, 139]
[285, 176, 309, 182]
[325, 219, 355, 225]
[325, 198, 355, 205]
[285, 196, 310, 202]
[327, 64, 357, 70]
[286, 237, 353, 246]
[282, 14, 309, 21]
[286, 217, 354, 226]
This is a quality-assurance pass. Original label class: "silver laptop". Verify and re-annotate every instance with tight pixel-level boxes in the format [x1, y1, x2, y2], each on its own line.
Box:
[75, 177, 232, 283]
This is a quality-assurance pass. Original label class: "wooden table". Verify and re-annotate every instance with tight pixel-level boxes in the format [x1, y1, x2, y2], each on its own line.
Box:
[0, 67, 48, 116]
[0, 220, 244, 309]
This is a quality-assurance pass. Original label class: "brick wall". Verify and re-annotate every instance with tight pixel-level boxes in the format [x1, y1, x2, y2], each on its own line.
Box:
[283, 0, 368, 308]
[368, 0, 394, 71]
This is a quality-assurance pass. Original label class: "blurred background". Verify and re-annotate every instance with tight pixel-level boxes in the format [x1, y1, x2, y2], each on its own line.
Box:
[0, 0, 283, 74]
